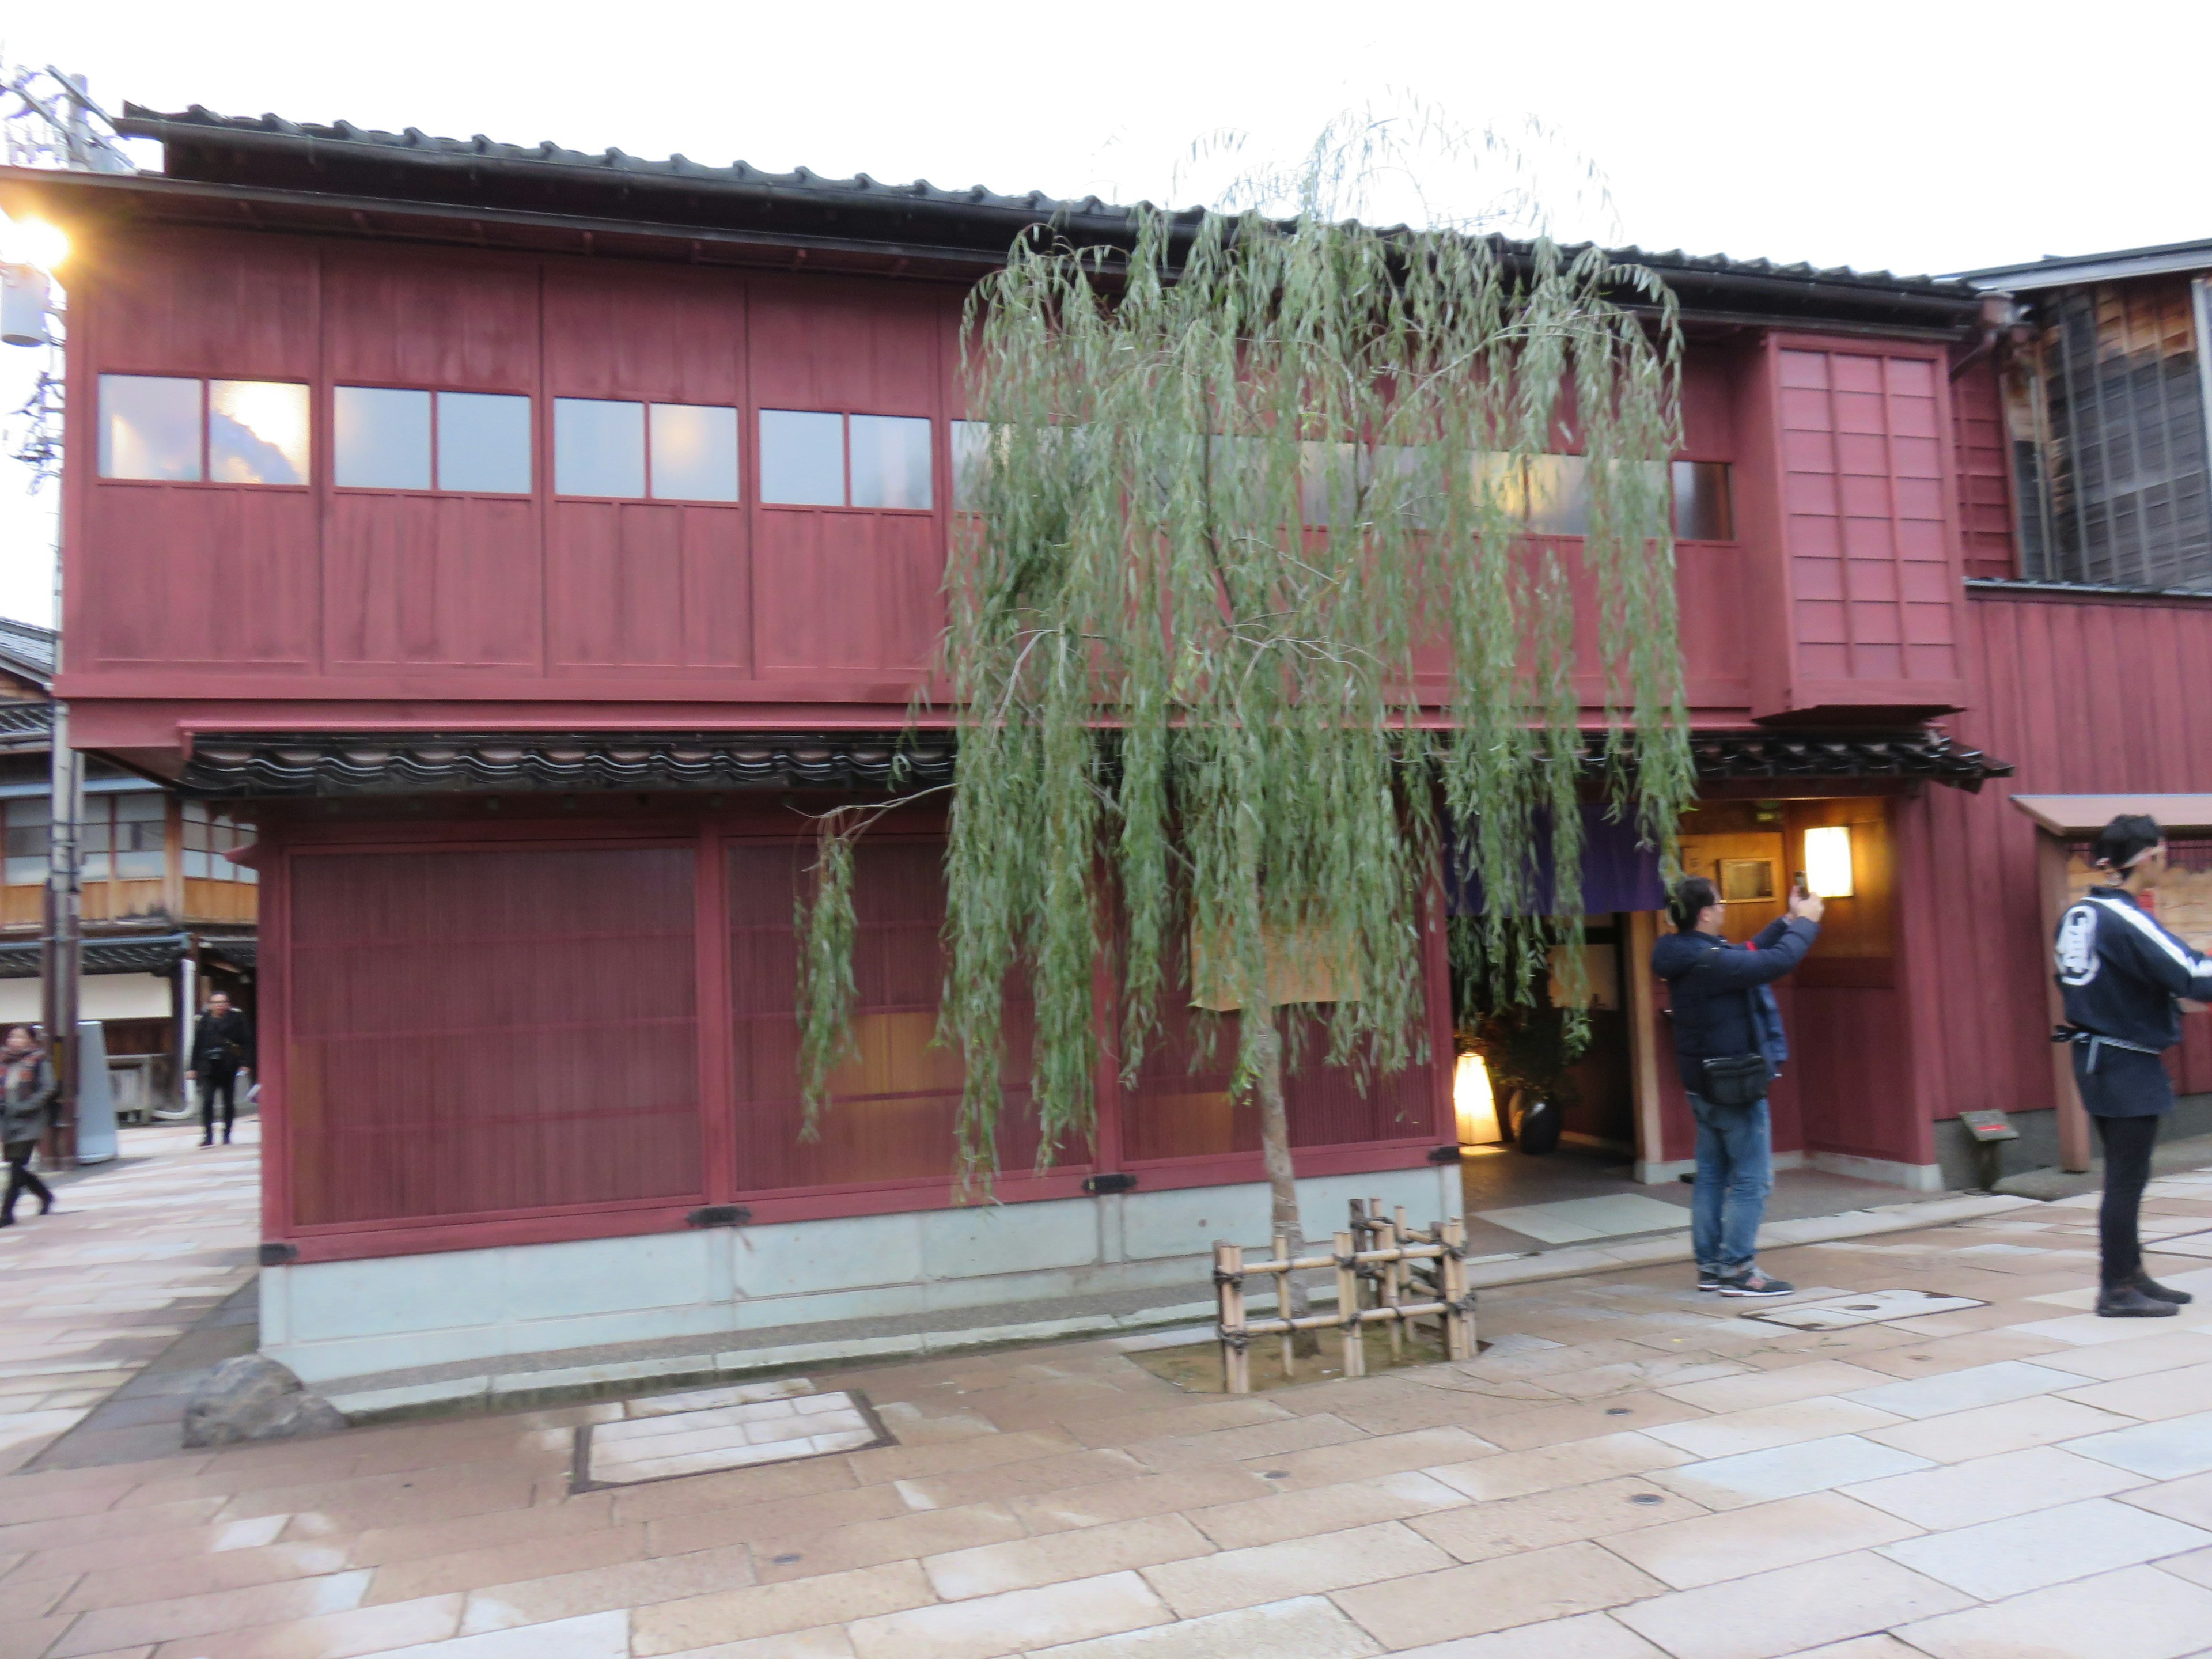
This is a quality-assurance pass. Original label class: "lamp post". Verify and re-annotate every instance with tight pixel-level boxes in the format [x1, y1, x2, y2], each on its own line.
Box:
[3, 211, 76, 1163]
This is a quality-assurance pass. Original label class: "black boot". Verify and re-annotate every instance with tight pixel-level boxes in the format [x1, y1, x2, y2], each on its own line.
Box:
[2131, 1270, 2194, 1305]
[2098, 1283, 2181, 1317]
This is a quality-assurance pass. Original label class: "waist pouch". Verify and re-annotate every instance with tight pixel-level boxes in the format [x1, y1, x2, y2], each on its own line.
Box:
[1700, 1052, 1770, 1108]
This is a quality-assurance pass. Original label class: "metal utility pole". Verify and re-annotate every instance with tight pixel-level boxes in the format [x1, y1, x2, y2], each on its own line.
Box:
[40, 692, 79, 1165]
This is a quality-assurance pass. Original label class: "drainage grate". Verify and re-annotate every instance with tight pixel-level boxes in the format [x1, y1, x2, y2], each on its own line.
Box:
[1738, 1289, 1987, 1330]
[573, 1386, 892, 1490]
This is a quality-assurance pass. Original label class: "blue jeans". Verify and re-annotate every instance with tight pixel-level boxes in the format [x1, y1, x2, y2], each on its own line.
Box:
[1690, 1092, 1773, 1274]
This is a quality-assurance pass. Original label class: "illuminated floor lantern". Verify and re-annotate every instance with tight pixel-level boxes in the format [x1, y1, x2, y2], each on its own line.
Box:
[1454, 1051, 1504, 1146]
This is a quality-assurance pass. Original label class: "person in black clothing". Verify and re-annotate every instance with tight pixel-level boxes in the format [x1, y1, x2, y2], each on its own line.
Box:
[2054, 813, 2211, 1317]
[0, 1024, 56, 1225]
[187, 991, 253, 1147]
[1652, 875, 1823, 1298]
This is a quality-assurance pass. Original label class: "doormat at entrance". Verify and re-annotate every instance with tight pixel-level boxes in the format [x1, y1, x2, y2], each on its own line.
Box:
[573, 1387, 892, 1489]
[1738, 1288, 1987, 1330]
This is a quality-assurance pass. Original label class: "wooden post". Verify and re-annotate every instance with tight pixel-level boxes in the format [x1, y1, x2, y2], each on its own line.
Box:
[1378, 1216, 1403, 1363]
[1627, 910, 1669, 1182]
[1214, 1242, 1251, 1395]
[1272, 1232, 1293, 1380]
[1441, 1216, 1475, 1361]
[2036, 830, 2093, 1173]
[1334, 1229, 1363, 1378]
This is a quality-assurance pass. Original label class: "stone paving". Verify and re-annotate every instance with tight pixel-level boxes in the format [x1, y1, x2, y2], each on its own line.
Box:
[6, 1130, 2212, 1657]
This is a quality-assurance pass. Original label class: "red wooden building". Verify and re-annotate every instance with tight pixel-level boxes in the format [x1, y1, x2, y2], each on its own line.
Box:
[4, 108, 2166, 1385]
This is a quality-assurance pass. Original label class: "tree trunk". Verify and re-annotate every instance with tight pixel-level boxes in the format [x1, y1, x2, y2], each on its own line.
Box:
[1250, 1007, 1319, 1355]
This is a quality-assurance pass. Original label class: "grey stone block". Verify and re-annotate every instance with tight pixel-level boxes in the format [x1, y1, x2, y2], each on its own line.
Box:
[182, 1354, 344, 1448]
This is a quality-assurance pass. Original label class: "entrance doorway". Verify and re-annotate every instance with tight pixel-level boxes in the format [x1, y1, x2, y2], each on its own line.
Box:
[1447, 790, 1926, 1254]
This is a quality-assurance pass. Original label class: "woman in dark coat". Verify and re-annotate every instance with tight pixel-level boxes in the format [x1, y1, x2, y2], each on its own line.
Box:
[0, 1024, 56, 1226]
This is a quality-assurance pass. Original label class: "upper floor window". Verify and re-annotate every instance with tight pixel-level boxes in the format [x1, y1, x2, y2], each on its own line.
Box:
[183, 801, 256, 884]
[2, 799, 47, 886]
[554, 398, 740, 502]
[99, 375, 310, 486]
[760, 411, 932, 509]
[1671, 461, 1734, 541]
[80, 791, 165, 882]
[334, 387, 531, 494]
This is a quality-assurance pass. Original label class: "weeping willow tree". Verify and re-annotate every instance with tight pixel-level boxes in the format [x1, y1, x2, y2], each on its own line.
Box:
[798, 147, 1692, 1330]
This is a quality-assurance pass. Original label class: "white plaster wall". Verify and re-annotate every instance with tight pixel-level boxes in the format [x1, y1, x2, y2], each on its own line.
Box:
[264, 1164, 1456, 1384]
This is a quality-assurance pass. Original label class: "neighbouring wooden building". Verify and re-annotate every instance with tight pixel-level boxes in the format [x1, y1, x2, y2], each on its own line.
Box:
[5, 107, 2184, 1385]
[0, 615, 256, 1112]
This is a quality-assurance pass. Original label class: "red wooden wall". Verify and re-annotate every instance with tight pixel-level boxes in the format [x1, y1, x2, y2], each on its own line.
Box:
[266, 808, 1452, 1261]
[1734, 337, 1971, 718]
[1915, 589, 2212, 1124]
[69, 228, 960, 704]
[1950, 359, 2018, 582]
[65, 227, 1978, 732]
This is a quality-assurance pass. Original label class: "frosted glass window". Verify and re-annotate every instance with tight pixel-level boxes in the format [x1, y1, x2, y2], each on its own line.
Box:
[952, 420, 992, 510]
[1524, 454, 1591, 536]
[113, 793, 165, 879]
[437, 392, 532, 494]
[850, 415, 933, 509]
[555, 398, 645, 498]
[334, 387, 431, 489]
[208, 380, 309, 485]
[760, 410, 846, 505]
[1673, 460, 1734, 541]
[650, 403, 739, 502]
[99, 374, 202, 481]
[3, 798, 48, 886]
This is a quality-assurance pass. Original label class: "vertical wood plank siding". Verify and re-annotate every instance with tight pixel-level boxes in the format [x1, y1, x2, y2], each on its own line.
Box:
[1951, 358, 2019, 581]
[286, 845, 704, 1226]
[725, 838, 1063, 1195]
[1922, 590, 2212, 1120]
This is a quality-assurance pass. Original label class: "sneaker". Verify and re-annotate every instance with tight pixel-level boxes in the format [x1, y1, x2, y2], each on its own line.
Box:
[1720, 1270, 1794, 1298]
[2131, 1271, 2194, 1305]
[2098, 1284, 2180, 1318]
[1696, 1267, 1726, 1292]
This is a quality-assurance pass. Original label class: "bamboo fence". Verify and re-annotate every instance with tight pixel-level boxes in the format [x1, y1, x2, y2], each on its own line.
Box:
[1211, 1198, 1476, 1393]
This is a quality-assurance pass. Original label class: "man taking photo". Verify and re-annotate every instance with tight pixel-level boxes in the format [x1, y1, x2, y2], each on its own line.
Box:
[1653, 875, 1823, 1297]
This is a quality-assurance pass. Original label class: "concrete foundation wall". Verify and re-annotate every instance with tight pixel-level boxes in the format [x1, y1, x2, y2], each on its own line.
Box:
[262, 1164, 1459, 1384]
[1931, 1094, 2212, 1191]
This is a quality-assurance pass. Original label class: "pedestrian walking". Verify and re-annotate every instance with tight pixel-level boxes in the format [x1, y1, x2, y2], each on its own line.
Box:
[2054, 813, 2208, 1317]
[186, 991, 253, 1147]
[1, 1024, 56, 1226]
[1653, 874, 1824, 1297]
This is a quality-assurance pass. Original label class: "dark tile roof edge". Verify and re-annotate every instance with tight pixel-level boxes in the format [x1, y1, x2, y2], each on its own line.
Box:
[114, 104, 1974, 302]
[173, 726, 2011, 798]
[0, 618, 56, 689]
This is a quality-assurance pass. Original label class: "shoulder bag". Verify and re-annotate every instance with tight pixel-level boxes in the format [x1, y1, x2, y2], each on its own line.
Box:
[1696, 943, 1771, 1108]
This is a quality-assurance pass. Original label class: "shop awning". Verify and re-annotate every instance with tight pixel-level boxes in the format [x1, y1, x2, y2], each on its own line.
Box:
[2011, 794, 2212, 838]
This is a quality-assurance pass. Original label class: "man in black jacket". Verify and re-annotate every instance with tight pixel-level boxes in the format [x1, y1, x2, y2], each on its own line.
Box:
[1653, 876, 1822, 1298]
[2055, 813, 2212, 1317]
[187, 991, 253, 1147]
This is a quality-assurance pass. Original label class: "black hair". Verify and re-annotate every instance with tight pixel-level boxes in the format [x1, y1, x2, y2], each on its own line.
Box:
[1669, 876, 1718, 931]
[2092, 813, 2164, 873]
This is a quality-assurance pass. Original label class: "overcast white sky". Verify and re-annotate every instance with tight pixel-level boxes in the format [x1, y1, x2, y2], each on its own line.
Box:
[3, 0, 2207, 627]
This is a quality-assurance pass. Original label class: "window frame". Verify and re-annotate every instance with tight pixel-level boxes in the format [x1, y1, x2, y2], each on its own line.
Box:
[96, 373, 314, 491]
[551, 396, 745, 505]
[329, 382, 536, 499]
[757, 408, 935, 514]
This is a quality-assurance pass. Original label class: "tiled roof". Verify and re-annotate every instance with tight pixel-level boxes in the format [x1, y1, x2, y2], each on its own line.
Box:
[0, 618, 55, 689]
[180, 732, 956, 797]
[0, 702, 52, 747]
[1691, 729, 2010, 792]
[175, 725, 2009, 798]
[112, 105, 1974, 305]
[0, 931, 190, 979]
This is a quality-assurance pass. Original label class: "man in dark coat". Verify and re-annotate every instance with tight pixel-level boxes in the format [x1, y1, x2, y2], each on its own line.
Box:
[187, 991, 253, 1147]
[2055, 813, 2212, 1316]
[1652, 876, 1822, 1298]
